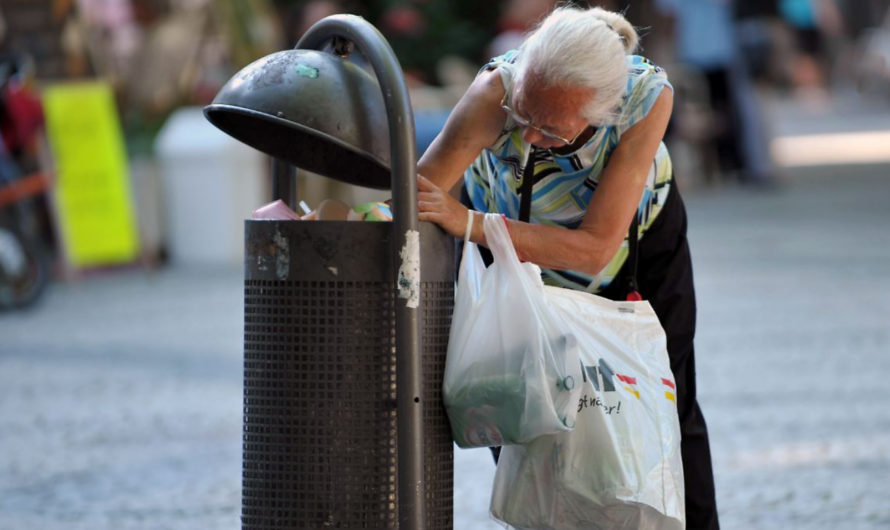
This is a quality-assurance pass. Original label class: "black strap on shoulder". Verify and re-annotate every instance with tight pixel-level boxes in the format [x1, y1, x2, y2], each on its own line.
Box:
[626, 210, 641, 299]
[519, 148, 537, 223]
[519, 146, 640, 299]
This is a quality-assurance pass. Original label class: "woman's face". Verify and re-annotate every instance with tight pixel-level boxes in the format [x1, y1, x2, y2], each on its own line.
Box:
[509, 78, 594, 149]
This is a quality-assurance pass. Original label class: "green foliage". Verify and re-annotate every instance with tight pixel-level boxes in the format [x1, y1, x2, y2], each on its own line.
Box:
[378, 1, 501, 83]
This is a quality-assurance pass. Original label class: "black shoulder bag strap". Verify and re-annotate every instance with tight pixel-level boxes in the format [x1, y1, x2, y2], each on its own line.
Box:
[626, 210, 642, 301]
[519, 147, 641, 300]
[519, 147, 537, 223]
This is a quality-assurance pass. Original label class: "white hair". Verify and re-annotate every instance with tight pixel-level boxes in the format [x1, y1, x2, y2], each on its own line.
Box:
[515, 5, 639, 125]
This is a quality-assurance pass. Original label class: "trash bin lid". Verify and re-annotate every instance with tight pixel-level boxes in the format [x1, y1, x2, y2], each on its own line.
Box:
[204, 49, 392, 190]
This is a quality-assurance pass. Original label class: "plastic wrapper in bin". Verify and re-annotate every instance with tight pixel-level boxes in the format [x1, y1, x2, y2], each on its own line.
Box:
[252, 200, 301, 220]
[348, 201, 392, 221]
[443, 214, 583, 448]
[490, 287, 685, 530]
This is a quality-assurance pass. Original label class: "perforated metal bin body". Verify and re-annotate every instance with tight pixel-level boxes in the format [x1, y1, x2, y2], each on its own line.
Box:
[242, 220, 454, 529]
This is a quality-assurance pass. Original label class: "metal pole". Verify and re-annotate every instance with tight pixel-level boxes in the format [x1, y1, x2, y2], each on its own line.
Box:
[298, 16, 423, 530]
[271, 157, 297, 210]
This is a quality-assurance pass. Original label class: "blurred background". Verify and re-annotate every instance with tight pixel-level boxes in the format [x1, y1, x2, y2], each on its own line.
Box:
[0, 0, 888, 529]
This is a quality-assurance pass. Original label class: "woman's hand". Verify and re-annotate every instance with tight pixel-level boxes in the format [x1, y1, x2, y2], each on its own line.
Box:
[417, 174, 470, 239]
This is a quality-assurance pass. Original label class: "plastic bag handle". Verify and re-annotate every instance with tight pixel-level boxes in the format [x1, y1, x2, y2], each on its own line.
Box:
[483, 213, 522, 266]
[463, 210, 474, 242]
[459, 211, 476, 278]
[457, 211, 485, 296]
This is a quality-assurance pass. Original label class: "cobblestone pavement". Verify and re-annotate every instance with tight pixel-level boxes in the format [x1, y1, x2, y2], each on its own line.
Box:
[1, 165, 888, 530]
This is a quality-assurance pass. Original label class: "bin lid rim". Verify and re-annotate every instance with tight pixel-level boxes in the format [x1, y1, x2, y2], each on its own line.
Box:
[203, 103, 392, 189]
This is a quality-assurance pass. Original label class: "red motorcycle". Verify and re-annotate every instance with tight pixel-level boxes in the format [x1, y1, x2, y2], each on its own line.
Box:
[0, 52, 51, 310]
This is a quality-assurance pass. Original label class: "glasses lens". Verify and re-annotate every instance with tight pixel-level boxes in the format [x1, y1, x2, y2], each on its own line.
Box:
[540, 129, 563, 142]
[503, 99, 571, 144]
[507, 108, 529, 128]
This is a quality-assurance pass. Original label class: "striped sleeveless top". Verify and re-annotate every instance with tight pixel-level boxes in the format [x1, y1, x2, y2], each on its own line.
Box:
[464, 51, 674, 293]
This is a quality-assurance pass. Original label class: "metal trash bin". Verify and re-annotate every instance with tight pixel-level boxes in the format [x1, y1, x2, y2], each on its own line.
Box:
[242, 221, 454, 529]
[204, 13, 455, 530]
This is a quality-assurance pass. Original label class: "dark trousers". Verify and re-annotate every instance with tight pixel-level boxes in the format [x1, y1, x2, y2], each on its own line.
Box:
[703, 67, 744, 177]
[461, 182, 720, 530]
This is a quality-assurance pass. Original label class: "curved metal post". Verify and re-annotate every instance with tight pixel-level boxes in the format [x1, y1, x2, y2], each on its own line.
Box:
[297, 16, 424, 530]
[271, 157, 296, 210]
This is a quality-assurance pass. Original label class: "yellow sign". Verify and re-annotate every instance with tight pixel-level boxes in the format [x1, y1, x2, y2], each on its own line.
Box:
[43, 82, 139, 268]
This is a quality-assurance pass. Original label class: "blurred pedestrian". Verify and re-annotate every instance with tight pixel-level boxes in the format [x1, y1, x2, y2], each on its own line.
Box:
[486, 0, 556, 58]
[416, 6, 720, 529]
[734, 0, 780, 83]
[778, 0, 844, 103]
[656, 0, 773, 184]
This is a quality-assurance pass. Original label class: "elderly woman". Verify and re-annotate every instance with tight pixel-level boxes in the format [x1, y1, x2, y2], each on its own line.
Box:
[417, 6, 719, 530]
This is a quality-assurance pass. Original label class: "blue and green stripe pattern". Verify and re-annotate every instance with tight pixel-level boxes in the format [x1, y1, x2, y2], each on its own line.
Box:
[465, 52, 674, 293]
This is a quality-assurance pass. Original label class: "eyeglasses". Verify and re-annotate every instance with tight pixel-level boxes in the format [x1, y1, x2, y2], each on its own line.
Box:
[501, 92, 585, 146]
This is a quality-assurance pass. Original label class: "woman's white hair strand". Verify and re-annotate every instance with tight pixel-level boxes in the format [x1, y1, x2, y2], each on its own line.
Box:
[515, 5, 640, 125]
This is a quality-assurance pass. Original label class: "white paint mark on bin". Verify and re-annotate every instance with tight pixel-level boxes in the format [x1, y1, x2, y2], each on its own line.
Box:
[398, 230, 420, 308]
[273, 228, 290, 280]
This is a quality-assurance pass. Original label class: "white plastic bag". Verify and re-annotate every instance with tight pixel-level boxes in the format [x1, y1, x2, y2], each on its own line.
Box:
[490, 287, 685, 530]
[443, 213, 584, 448]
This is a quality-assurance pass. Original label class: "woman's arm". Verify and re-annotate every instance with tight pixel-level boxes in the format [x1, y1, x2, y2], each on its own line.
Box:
[416, 69, 507, 190]
[419, 89, 673, 276]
